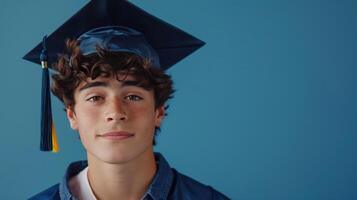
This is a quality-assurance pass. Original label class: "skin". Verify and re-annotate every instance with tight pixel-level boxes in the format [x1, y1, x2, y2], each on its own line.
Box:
[66, 74, 165, 200]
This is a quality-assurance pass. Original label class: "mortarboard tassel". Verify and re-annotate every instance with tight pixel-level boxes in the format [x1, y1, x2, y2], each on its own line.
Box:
[40, 36, 59, 153]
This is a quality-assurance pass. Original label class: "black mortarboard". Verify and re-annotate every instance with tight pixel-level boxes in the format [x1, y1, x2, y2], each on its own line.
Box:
[23, 0, 205, 69]
[23, 0, 205, 152]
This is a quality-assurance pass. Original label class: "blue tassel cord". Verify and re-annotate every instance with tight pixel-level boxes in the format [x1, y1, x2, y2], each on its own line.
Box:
[40, 36, 59, 152]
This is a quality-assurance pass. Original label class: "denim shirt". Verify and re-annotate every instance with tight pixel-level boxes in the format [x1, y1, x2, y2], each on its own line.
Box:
[29, 153, 230, 200]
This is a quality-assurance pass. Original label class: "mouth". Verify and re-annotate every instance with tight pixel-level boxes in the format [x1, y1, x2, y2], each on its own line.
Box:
[98, 131, 134, 141]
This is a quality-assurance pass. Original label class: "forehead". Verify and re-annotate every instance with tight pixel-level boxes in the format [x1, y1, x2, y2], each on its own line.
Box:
[75, 73, 149, 93]
[90, 73, 136, 82]
[80, 72, 136, 85]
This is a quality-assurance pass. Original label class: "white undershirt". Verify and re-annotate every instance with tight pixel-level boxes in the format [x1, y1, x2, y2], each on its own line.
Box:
[69, 167, 97, 200]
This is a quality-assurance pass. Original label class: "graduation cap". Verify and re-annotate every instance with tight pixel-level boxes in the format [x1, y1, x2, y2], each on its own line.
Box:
[23, 0, 205, 152]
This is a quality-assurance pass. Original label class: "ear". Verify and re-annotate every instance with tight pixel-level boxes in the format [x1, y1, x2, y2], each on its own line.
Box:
[66, 107, 78, 130]
[154, 106, 165, 127]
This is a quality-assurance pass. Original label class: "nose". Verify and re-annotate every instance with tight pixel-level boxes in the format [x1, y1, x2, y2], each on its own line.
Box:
[105, 97, 127, 122]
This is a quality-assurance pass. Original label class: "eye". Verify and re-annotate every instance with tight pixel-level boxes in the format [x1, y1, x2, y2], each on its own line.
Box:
[124, 94, 143, 101]
[86, 96, 104, 103]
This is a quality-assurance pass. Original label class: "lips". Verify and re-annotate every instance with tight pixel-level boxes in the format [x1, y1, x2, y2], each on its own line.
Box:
[99, 131, 134, 140]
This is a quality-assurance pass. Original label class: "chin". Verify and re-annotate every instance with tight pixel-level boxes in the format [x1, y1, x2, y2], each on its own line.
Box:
[93, 149, 134, 164]
[90, 145, 152, 165]
[99, 155, 132, 165]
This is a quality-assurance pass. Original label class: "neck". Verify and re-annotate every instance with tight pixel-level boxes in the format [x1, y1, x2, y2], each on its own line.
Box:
[87, 150, 157, 200]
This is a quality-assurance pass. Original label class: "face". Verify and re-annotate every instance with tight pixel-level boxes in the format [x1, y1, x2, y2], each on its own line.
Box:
[66, 74, 164, 164]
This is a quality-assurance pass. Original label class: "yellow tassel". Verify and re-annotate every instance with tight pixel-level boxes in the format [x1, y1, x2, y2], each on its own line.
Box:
[51, 122, 59, 153]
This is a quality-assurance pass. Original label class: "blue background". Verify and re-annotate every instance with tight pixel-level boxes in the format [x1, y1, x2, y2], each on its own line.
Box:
[0, 0, 356, 199]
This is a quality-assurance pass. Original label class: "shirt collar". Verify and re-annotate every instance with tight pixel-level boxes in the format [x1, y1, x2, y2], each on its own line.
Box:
[59, 153, 173, 200]
[145, 153, 174, 200]
[60, 160, 88, 200]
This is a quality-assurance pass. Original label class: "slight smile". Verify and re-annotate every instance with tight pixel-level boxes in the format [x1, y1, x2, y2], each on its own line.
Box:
[98, 131, 134, 140]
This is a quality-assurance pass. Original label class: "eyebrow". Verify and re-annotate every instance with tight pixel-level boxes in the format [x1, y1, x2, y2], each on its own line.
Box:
[78, 80, 142, 92]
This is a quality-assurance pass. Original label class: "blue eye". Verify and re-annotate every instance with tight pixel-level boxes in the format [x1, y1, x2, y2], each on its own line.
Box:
[125, 95, 143, 101]
[87, 96, 103, 103]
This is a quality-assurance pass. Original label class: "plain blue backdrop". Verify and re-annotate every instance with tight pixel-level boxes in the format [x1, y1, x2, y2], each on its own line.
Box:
[0, 0, 356, 199]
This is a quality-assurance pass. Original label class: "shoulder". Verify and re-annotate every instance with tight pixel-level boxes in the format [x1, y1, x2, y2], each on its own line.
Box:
[28, 184, 61, 200]
[170, 169, 230, 200]
[27, 160, 87, 200]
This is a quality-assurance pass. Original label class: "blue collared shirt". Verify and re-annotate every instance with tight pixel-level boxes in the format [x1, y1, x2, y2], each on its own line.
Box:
[29, 153, 230, 200]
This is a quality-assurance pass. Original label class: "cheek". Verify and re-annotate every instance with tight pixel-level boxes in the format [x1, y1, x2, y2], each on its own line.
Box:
[75, 105, 102, 125]
[130, 105, 152, 117]
[129, 105, 156, 124]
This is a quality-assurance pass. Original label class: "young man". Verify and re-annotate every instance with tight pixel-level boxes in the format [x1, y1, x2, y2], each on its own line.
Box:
[24, 1, 229, 199]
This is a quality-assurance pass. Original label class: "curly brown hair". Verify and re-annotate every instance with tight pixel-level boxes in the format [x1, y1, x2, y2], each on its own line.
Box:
[51, 39, 174, 145]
